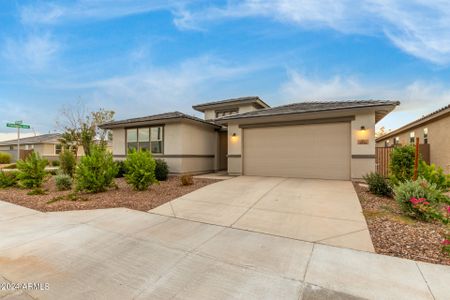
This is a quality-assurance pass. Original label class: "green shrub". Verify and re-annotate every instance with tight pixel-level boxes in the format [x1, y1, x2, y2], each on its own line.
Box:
[59, 150, 76, 177]
[75, 146, 118, 193]
[16, 152, 48, 189]
[0, 171, 18, 188]
[0, 152, 11, 164]
[180, 174, 194, 186]
[418, 161, 450, 192]
[363, 172, 392, 196]
[394, 179, 449, 222]
[124, 150, 157, 191]
[55, 174, 72, 191]
[155, 159, 169, 181]
[389, 145, 416, 185]
[51, 160, 60, 167]
[115, 160, 126, 178]
[27, 188, 47, 195]
[4, 163, 16, 169]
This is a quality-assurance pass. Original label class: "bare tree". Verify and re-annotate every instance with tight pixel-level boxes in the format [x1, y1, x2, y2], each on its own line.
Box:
[56, 102, 115, 156]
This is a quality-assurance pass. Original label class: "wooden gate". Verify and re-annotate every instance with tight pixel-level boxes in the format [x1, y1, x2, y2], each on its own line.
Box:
[376, 144, 430, 177]
[376, 147, 392, 177]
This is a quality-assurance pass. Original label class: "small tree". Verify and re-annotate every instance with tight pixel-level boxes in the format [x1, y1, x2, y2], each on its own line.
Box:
[16, 152, 48, 188]
[59, 150, 77, 177]
[75, 146, 118, 193]
[124, 150, 157, 191]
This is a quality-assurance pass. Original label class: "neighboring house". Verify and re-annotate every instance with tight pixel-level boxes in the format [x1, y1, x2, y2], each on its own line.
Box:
[0, 133, 62, 162]
[376, 104, 450, 173]
[100, 97, 399, 179]
[0, 133, 83, 162]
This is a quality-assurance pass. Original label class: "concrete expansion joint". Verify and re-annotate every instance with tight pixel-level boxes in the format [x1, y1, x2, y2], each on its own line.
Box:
[415, 262, 436, 300]
[314, 228, 368, 243]
[229, 178, 288, 227]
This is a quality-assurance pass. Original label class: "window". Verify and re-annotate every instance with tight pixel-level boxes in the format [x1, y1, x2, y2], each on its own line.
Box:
[423, 128, 428, 144]
[409, 132, 415, 144]
[126, 129, 138, 152]
[385, 140, 390, 147]
[127, 126, 163, 153]
[138, 128, 150, 151]
[216, 109, 238, 118]
[55, 144, 62, 155]
[150, 127, 163, 153]
[394, 137, 400, 145]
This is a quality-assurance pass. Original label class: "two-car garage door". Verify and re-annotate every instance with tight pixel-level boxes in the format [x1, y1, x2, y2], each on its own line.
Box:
[243, 122, 351, 180]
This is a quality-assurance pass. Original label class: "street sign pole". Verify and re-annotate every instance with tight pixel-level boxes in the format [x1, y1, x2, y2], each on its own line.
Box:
[6, 121, 30, 161]
[17, 126, 20, 160]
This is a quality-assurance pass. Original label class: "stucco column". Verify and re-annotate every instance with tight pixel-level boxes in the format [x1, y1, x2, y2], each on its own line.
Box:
[227, 123, 242, 175]
[351, 111, 376, 179]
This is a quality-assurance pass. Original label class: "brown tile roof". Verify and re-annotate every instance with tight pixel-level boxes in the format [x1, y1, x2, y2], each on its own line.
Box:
[216, 100, 400, 121]
[99, 111, 221, 129]
[192, 96, 270, 111]
[0, 133, 62, 146]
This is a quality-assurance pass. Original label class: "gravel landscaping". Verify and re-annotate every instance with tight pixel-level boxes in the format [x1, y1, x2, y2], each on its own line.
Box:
[0, 176, 221, 212]
[353, 181, 450, 265]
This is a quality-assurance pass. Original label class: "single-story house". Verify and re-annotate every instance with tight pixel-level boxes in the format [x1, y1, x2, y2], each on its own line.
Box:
[100, 97, 399, 180]
[376, 104, 450, 173]
[0, 133, 63, 162]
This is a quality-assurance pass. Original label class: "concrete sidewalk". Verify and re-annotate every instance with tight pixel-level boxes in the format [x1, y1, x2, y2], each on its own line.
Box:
[0, 200, 449, 299]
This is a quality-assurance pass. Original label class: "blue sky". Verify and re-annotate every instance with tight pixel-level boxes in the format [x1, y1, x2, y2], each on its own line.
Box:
[1, 0, 450, 140]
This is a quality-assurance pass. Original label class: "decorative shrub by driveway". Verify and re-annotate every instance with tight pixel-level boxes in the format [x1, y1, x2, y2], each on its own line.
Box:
[0, 176, 220, 212]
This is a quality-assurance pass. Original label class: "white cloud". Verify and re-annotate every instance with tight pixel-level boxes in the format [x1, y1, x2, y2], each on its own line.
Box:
[173, 0, 450, 65]
[2, 34, 59, 71]
[279, 70, 450, 129]
[63, 56, 265, 119]
[19, 0, 187, 24]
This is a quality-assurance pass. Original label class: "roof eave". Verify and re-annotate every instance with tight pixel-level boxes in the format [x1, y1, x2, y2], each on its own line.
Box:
[100, 116, 220, 129]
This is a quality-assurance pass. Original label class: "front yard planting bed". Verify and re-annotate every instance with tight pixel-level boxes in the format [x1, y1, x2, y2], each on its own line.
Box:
[0, 176, 220, 212]
[353, 182, 450, 265]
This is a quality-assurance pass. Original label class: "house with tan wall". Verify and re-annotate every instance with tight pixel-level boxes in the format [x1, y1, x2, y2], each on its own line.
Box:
[101, 97, 399, 179]
[0, 133, 85, 162]
[376, 104, 450, 173]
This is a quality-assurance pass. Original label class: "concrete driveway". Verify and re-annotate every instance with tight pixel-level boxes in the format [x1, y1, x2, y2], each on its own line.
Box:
[150, 176, 374, 252]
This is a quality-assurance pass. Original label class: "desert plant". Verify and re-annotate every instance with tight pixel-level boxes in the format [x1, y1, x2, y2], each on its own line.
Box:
[124, 150, 157, 191]
[75, 146, 118, 193]
[27, 188, 47, 195]
[418, 161, 450, 192]
[180, 174, 194, 186]
[115, 160, 126, 178]
[0, 152, 11, 164]
[394, 179, 449, 222]
[0, 171, 18, 188]
[51, 160, 60, 167]
[59, 150, 76, 177]
[363, 172, 392, 196]
[55, 174, 72, 191]
[16, 152, 48, 188]
[155, 159, 169, 181]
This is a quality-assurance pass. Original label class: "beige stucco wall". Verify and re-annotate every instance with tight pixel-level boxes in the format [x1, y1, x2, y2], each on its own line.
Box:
[111, 121, 217, 174]
[376, 115, 450, 173]
[351, 112, 376, 178]
[227, 123, 242, 175]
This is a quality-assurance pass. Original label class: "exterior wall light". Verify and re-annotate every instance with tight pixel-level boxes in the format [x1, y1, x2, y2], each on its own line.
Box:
[230, 132, 238, 143]
[360, 126, 366, 131]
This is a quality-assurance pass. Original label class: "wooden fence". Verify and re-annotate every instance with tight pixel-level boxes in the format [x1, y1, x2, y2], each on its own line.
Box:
[375, 144, 430, 177]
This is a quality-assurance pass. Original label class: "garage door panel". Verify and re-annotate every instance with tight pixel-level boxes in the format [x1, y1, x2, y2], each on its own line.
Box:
[243, 123, 350, 180]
